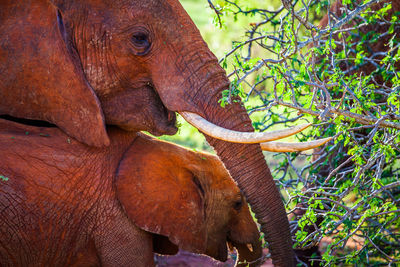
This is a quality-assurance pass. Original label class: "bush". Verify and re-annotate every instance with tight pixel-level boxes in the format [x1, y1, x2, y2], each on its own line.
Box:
[203, 0, 399, 265]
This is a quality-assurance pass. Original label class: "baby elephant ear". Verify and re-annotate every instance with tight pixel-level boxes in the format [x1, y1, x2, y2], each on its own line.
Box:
[115, 136, 207, 253]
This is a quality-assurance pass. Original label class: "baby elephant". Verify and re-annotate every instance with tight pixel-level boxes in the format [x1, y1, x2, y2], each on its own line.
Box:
[0, 119, 262, 266]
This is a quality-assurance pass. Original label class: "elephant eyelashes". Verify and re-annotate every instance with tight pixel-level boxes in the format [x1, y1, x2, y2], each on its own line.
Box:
[130, 32, 151, 55]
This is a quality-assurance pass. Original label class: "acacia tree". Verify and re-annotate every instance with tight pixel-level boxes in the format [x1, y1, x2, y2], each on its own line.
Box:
[206, 0, 400, 265]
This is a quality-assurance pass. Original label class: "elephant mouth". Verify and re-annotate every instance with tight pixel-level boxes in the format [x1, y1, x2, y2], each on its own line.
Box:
[227, 238, 263, 266]
[150, 108, 177, 136]
[144, 83, 178, 136]
[149, 87, 178, 136]
[0, 114, 57, 128]
[101, 83, 178, 136]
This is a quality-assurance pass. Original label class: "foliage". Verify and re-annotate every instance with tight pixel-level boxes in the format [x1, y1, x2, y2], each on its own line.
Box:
[158, 115, 213, 152]
[202, 0, 400, 265]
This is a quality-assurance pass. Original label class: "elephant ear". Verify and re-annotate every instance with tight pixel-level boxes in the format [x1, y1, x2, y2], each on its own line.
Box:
[37, 1, 109, 147]
[115, 136, 207, 253]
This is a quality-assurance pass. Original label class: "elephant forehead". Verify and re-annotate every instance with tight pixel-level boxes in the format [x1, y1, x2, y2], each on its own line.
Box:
[125, 135, 239, 192]
[127, 0, 182, 17]
[180, 150, 234, 179]
[118, 0, 197, 35]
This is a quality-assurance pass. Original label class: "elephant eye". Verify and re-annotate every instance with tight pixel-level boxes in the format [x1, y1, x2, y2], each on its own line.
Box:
[130, 32, 151, 56]
[233, 198, 243, 211]
[132, 33, 148, 45]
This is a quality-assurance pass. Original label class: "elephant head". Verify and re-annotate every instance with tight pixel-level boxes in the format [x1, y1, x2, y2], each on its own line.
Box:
[116, 134, 263, 266]
[0, 1, 320, 264]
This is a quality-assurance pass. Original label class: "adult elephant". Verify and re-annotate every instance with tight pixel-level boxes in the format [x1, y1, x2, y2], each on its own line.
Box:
[0, 1, 328, 265]
[0, 119, 262, 266]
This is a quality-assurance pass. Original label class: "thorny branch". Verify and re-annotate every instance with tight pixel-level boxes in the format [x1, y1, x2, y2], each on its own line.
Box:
[207, 0, 223, 28]
[275, 100, 400, 130]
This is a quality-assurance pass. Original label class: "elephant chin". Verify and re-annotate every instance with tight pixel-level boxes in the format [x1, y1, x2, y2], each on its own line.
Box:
[152, 234, 179, 255]
[115, 110, 178, 136]
[147, 109, 177, 136]
[205, 241, 229, 262]
[228, 240, 263, 267]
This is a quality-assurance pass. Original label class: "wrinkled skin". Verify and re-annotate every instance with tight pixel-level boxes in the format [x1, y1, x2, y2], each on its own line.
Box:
[0, 119, 262, 267]
[0, 1, 294, 265]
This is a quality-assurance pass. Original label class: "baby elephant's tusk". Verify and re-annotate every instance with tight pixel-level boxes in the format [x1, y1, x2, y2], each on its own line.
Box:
[180, 111, 312, 143]
[246, 243, 254, 252]
[260, 137, 333, 152]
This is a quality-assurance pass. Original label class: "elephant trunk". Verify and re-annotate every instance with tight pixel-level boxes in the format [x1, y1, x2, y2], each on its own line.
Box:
[190, 82, 295, 266]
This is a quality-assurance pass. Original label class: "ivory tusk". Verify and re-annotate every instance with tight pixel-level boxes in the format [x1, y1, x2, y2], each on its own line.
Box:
[179, 111, 312, 143]
[246, 243, 254, 252]
[260, 137, 333, 152]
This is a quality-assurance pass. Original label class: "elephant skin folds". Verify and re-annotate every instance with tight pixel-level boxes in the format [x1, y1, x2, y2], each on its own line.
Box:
[0, 0, 295, 264]
[0, 119, 262, 266]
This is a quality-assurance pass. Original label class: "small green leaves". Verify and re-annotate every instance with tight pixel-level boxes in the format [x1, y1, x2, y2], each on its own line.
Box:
[209, 0, 400, 265]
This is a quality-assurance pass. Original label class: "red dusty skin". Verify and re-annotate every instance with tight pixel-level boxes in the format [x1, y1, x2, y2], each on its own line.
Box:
[228, 193, 264, 267]
[0, 119, 263, 266]
[202, 92, 295, 267]
[147, 4, 295, 264]
[0, 1, 295, 265]
[150, 18, 295, 267]
[0, 0, 109, 147]
[156, 31, 295, 264]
